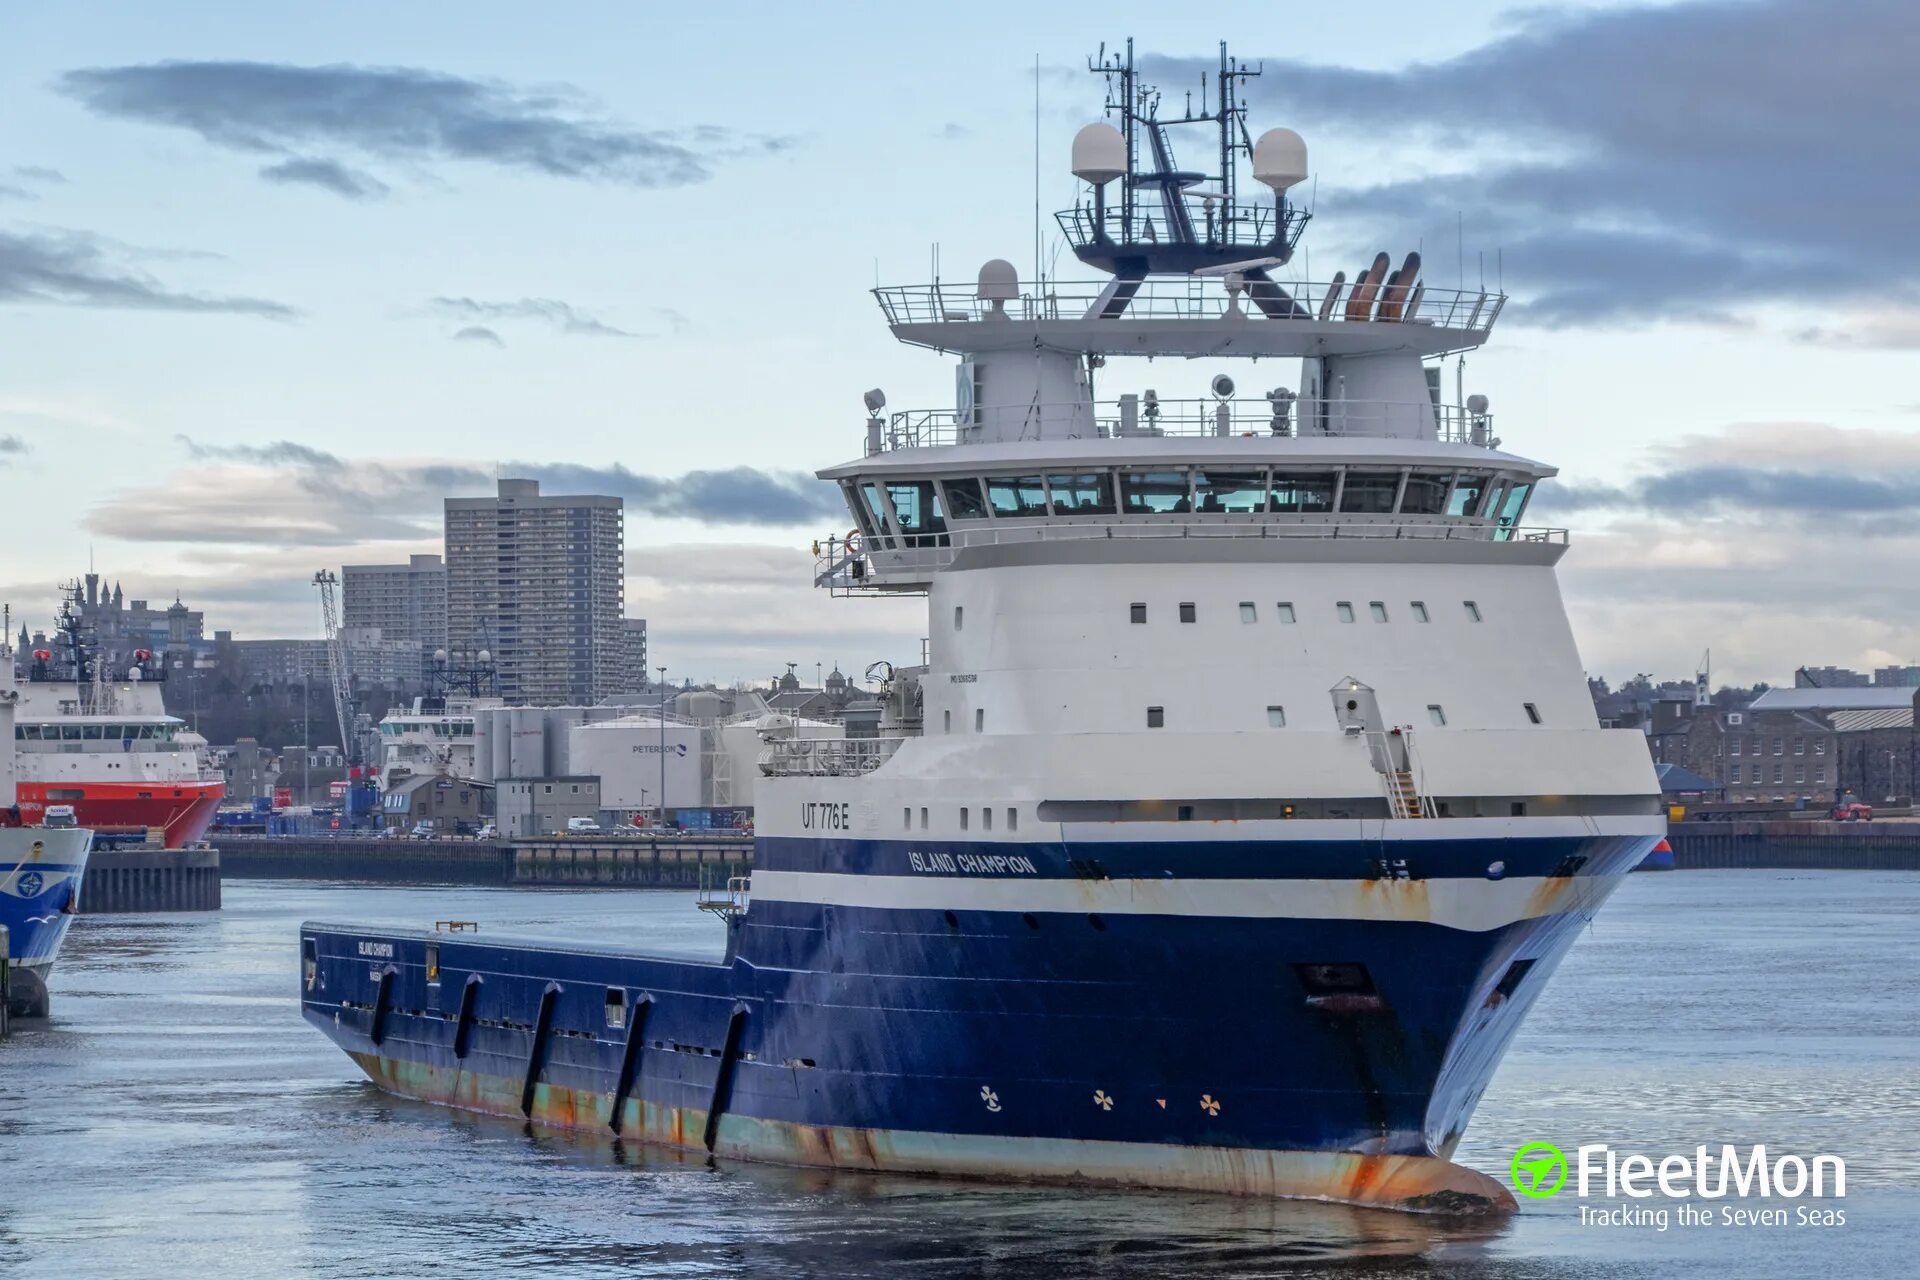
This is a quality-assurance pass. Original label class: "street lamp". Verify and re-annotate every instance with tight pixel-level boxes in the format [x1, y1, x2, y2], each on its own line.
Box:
[656, 665, 668, 829]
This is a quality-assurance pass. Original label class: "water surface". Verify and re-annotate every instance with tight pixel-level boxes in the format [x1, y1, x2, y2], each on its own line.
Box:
[2, 872, 1914, 1277]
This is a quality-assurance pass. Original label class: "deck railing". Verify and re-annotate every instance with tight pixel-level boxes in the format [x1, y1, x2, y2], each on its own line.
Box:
[866, 398, 1496, 453]
[815, 520, 1567, 592]
[758, 735, 910, 777]
[874, 278, 1506, 332]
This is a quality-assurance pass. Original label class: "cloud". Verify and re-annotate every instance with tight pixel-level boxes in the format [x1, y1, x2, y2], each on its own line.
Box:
[428, 295, 631, 337]
[1148, 1, 1916, 325]
[0, 434, 26, 461]
[452, 324, 504, 346]
[57, 60, 794, 194]
[86, 440, 843, 546]
[939, 123, 970, 141]
[258, 156, 389, 200]
[1528, 421, 1920, 682]
[0, 227, 296, 317]
[0, 168, 64, 202]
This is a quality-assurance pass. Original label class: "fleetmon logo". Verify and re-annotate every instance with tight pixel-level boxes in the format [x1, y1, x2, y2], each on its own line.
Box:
[1511, 1141, 1569, 1199]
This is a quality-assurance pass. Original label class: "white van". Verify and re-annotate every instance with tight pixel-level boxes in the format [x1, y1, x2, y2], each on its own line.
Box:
[564, 817, 602, 834]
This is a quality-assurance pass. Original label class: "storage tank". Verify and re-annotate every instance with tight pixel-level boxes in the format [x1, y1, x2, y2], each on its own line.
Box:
[718, 714, 843, 809]
[507, 708, 544, 778]
[566, 716, 702, 810]
[472, 712, 497, 784]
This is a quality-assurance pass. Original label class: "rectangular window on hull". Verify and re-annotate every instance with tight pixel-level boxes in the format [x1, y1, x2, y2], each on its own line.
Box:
[1337, 602, 1355, 623]
[1369, 601, 1388, 622]
[1410, 601, 1429, 622]
[1179, 603, 1197, 623]
[960, 808, 969, 831]
[1267, 706, 1287, 727]
[1524, 702, 1542, 724]
[1276, 602, 1296, 623]
[1239, 602, 1257, 623]
[1130, 603, 1147, 624]
[1147, 706, 1165, 728]
[1427, 705, 1447, 726]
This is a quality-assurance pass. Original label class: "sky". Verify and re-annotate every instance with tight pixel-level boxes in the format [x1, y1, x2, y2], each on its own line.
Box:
[2, 0, 1916, 688]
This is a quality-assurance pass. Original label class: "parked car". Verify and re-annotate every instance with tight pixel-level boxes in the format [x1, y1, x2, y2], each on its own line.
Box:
[409, 821, 438, 840]
[473, 823, 498, 841]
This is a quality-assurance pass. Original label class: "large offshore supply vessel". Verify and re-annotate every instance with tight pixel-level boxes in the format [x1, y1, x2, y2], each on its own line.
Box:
[302, 45, 1660, 1212]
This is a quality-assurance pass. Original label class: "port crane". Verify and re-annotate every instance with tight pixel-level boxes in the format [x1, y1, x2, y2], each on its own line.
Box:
[313, 570, 375, 827]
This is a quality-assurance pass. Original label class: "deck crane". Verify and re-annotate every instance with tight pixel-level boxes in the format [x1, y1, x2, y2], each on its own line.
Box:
[313, 570, 375, 827]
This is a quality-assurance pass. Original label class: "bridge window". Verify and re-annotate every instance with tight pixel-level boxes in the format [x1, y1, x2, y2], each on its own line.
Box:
[943, 477, 989, 520]
[1193, 470, 1266, 514]
[1340, 472, 1401, 514]
[1147, 706, 1165, 728]
[1400, 472, 1454, 515]
[986, 475, 1049, 518]
[886, 481, 947, 537]
[1045, 473, 1115, 515]
[1447, 474, 1491, 517]
[857, 482, 892, 543]
[1495, 481, 1532, 530]
[1120, 470, 1191, 514]
[1268, 472, 1336, 514]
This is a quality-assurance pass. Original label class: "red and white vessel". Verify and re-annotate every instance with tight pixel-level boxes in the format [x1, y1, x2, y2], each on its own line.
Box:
[5, 635, 222, 849]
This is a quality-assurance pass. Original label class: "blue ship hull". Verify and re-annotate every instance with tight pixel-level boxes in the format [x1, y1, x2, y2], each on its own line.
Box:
[1, 829, 91, 973]
[302, 829, 1654, 1210]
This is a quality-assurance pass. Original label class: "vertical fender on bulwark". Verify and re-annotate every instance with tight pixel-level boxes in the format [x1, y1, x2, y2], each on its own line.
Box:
[453, 973, 483, 1060]
[609, 992, 655, 1135]
[369, 966, 396, 1046]
[520, 981, 562, 1117]
[702, 1002, 750, 1153]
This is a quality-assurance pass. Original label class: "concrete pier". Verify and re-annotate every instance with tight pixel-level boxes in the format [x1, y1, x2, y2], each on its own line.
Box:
[213, 833, 754, 887]
[505, 837, 753, 887]
[82, 845, 222, 913]
[1668, 820, 1920, 871]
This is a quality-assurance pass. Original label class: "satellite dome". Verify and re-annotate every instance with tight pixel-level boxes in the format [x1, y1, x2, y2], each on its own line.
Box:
[1251, 128, 1308, 193]
[976, 259, 1019, 302]
[1070, 122, 1126, 185]
[433, 648, 449, 664]
[476, 649, 492, 665]
[1467, 394, 1491, 414]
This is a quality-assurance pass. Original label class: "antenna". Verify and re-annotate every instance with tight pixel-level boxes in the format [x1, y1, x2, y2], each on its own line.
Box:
[1034, 52, 1041, 290]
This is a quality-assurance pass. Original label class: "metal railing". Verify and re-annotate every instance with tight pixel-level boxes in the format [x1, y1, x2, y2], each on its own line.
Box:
[867, 398, 1496, 453]
[758, 735, 910, 777]
[874, 278, 1506, 332]
[1053, 200, 1309, 254]
[814, 521, 1568, 590]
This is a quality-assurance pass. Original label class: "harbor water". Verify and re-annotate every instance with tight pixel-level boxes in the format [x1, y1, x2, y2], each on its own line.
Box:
[2, 872, 1915, 1278]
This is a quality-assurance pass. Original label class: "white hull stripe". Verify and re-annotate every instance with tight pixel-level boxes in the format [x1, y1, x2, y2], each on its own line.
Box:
[748, 870, 1623, 933]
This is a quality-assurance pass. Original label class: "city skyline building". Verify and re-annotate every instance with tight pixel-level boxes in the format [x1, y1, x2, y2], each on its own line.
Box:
[444, 478, 625, 705]
[343, 553, 448, 653]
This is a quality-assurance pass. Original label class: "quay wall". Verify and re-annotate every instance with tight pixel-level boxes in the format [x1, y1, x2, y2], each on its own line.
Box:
[82, 845, 222, 914]
[1668, 820, 1920, 871]
[215, 834, 754, 887]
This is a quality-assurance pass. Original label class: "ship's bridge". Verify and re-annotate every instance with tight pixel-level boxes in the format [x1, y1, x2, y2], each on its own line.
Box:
[814, 436, 1560, 596]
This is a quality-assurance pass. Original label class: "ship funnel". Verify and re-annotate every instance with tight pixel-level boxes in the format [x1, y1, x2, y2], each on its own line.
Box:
[1070, 122, 1126, 185]
[1252, 128, 1308, 193]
